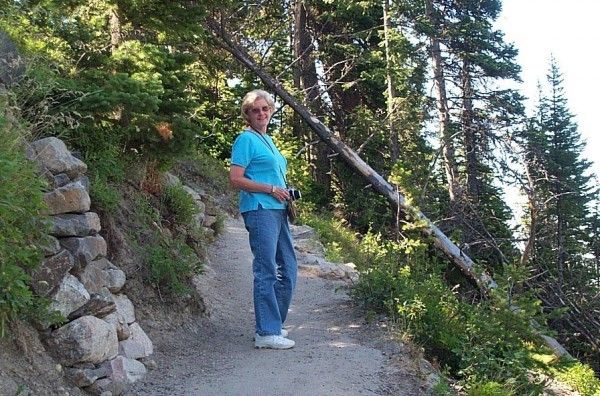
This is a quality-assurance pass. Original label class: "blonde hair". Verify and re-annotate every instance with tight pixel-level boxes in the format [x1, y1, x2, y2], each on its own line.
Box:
[240, 89, 275, 122]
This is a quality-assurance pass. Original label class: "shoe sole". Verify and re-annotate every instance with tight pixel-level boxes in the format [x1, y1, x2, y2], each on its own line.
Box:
[255, 344, 294, 350]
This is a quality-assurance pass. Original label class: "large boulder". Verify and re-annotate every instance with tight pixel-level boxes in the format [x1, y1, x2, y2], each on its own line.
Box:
[65, 365, 109, 388]
[77, 258, 110, 294]
[78, 258, 126, 293]
[60, 235, 107, 271]
[49, 274, 90, 318]
[30, 249, 74, 296]
[103, 312, 131, 341]
[27, 137, 87, 179]
[50, 212, 101, 237]
[118, 323, 153, 359]
[87, 356, 146, 395]
[40, 235, 62, 257]
[43, 180, 91, 215]
[47, 315, 118, 366]
[68, 288, 116, 321]
[112, 294, 136, 324]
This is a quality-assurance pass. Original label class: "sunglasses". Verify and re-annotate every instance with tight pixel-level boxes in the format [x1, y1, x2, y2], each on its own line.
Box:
[249, 106, 271, 114]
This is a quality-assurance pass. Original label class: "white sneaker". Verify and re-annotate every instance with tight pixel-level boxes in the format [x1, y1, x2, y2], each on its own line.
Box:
[253, 329, 288, 338]
[254, 334, 295, 349]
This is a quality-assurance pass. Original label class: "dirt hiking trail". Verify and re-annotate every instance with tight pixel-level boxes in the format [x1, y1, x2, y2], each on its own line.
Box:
[130, 216, 436, 395]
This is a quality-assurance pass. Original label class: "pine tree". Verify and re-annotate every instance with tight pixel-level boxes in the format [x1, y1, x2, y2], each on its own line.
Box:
[396, 0, 523, 268]
[523, 58, 600, 363]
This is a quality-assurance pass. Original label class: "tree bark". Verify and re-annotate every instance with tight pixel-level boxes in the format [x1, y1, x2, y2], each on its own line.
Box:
[383, 0, 399, 163]
[108, 8, 122, 53]
[424, 0, 462, 204]
[293, 1, 331, 196]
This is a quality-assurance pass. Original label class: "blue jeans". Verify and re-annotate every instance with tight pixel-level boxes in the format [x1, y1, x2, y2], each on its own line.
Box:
[242, 207, 297, 336]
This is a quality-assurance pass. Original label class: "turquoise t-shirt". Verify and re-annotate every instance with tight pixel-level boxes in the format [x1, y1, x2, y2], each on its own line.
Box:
[231, 129, 288, 213]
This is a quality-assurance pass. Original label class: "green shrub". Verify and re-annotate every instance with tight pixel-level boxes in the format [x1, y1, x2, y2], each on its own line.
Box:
[133, 193, 161, 226]
[466, 382, 513, 396]
[162, 184, 199, 226]
[302, 213, 368, 265]
[84, 144, 128, 214]
[146, 237, 202, 295]
[0, 110, 53, 336]
[308, 214, 546, 393]
[550, 360, 600, 396]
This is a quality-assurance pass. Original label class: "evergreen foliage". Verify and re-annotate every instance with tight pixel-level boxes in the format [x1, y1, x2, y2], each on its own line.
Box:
[2, 0, 600, 389]
[519, 59, 600, 371]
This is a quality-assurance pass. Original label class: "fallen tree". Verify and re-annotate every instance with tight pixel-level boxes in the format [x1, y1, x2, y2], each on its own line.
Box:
[207, 17, 495, 294]
[205, 17, 571, 358]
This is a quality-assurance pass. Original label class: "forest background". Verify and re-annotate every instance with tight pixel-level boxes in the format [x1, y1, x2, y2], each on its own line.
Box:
[1, 0, 600, 395]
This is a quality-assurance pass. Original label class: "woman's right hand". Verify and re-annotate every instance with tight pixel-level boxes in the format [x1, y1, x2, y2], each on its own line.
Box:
[271, 186, 290, 203]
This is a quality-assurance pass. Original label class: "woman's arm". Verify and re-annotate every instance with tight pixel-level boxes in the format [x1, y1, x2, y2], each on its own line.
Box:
[229, 165, 289, 202]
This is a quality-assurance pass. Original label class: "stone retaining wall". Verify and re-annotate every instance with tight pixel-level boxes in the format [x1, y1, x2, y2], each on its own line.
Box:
[27, 137, 152, 395]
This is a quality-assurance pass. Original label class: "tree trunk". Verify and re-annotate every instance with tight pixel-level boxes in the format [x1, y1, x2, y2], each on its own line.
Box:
[108, 8, 122, 53]
[292, 1, 331, 197]
[383, 0, 399, 163]
[424, 0, 462, 205]
[461, 59, 478, 203]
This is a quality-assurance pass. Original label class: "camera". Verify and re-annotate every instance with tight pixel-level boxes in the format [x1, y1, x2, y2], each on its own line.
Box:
[287, 188, 301, 201]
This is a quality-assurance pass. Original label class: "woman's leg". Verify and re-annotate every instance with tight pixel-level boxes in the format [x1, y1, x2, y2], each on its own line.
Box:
[274, 214, 297, 324]
[243, 208, 284, 336]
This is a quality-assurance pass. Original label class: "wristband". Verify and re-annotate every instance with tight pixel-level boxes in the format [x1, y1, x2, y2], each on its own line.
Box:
[271, 185, 276, 194]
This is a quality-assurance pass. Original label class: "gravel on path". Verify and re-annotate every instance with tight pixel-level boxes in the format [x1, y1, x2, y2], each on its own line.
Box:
[130, 216, 433, 396]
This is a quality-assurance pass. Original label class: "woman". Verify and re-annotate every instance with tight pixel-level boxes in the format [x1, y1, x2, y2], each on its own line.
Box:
[229, 89, 297, 349]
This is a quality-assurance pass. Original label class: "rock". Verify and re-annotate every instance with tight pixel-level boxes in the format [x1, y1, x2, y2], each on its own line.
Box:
[195, 199, 206, 215]
[103, 312, 131, 341]
[68, 288, 116, 321]
[27, 137, 87, 179]
[86, 377, 120, 396]
[105, 268, 126, 293]
[540, 334, 571, 358]
[50, 212, 101, 237]
[49, 274, 90, 318]
[290, 224, 318, 240]
[193, 212, 206, 228]
[47, 316, 118, 366]
[138, 357, 157, 370]
[77, 259, 110, 294]
[182, 185, 202, 202]
[202, 227, 215, 239]
[60, 235, 107, 271]
[298, 253, 327, 267]
[118, 323, 153, 359]
[51, 173, 71, 189]
[162, 172, 180, 187]
[43, 180, 91, 215]
[72, 175, 90, 191]
[30, 249, 74, 296]
[41, 235, 62, 257]
[112, 294, 135, 324]
[65, 365, 109, 387]
[100, 356, 147, 394]
[294, 238, 326, 256]
[203, 214, 218, 228]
